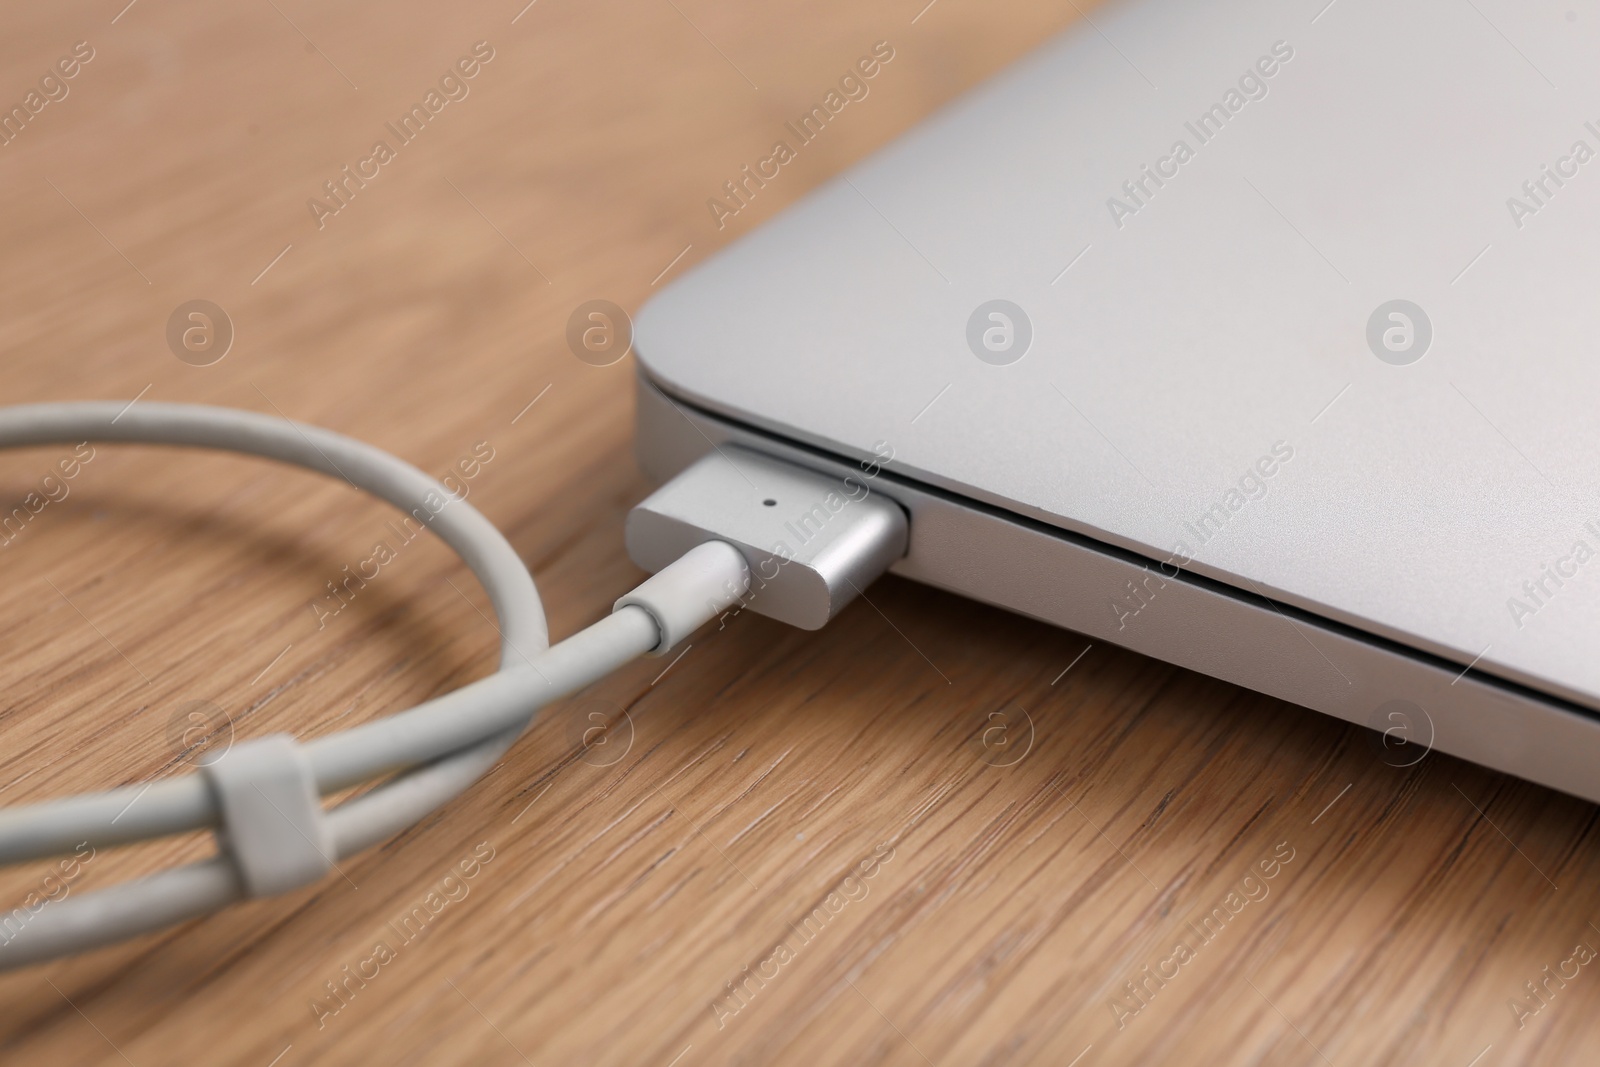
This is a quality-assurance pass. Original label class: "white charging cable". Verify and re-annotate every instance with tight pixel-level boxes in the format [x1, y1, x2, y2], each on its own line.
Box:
[0, 401, 758, 970]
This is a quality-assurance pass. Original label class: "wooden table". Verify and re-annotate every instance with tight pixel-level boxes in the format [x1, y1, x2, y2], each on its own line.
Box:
[1, 1, 1597, 1064]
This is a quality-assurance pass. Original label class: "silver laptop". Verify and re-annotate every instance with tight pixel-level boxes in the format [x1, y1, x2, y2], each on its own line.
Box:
[631, 0, 1600, 801]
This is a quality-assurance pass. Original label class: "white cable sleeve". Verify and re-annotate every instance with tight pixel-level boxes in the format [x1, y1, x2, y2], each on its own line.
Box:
[615, 540, 751, 653]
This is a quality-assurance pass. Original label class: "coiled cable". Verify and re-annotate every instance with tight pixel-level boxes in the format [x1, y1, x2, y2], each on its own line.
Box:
[0, 401, 749, 969]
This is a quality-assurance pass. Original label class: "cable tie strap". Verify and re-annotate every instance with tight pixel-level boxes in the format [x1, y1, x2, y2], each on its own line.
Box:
[203, 735, 332, 897]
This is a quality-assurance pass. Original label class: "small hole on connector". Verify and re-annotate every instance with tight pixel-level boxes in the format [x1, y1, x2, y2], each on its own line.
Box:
[762, 498, 777, 506]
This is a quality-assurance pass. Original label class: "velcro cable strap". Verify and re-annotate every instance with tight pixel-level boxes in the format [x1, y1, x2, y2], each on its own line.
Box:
[202, 735, 333, 897]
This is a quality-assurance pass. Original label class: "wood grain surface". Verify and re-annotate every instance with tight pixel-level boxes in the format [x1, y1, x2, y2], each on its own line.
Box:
[0, 1, 1597, 1065]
